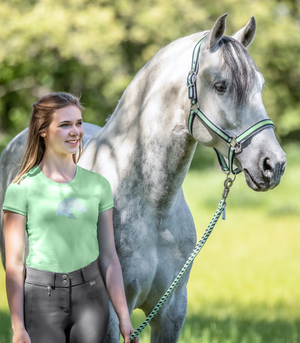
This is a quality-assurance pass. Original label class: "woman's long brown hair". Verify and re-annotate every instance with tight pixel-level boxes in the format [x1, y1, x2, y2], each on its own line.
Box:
[13, 92, 84, 184]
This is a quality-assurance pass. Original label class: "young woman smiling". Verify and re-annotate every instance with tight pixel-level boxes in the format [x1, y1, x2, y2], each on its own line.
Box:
[3, 92, 137, 343]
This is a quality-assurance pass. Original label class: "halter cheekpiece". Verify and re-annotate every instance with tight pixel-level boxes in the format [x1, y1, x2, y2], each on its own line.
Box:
[187, 36, 274, 175]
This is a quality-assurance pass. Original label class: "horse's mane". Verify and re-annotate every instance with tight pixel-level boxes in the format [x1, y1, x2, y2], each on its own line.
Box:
[219, 36, 258, 107]
[106, 33, 258, 122]
[151, 34, 258, 109]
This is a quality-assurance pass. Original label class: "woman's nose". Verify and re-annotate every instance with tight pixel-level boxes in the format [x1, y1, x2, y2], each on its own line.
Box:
[70, 125, 80, 136]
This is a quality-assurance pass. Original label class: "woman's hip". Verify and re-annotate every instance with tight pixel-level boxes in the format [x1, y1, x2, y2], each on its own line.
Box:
[24, 258, 109, 339]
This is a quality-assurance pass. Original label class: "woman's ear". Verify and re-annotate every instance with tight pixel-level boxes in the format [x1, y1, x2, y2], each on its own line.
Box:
[41, 133, 46, 137]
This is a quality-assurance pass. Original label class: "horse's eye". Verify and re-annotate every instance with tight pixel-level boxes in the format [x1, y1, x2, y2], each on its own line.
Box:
[214, 82, 227, 93]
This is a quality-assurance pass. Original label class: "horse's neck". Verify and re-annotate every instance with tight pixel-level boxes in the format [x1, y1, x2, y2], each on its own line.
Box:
[83, 34, 203, 215]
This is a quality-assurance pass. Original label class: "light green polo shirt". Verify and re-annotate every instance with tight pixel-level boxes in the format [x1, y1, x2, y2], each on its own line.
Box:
[3, 165, 114, 273]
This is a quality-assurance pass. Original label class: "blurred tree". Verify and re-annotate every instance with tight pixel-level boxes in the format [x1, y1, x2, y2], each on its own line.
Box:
[0, 0, 299, 157]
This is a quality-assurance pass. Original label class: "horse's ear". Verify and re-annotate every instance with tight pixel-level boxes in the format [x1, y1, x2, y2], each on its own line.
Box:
[232, 16, 256, 48]
[207, 13, 227, 50]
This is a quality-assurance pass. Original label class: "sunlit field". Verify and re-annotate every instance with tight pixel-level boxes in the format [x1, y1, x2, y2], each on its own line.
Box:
[1, 146, 299, 343]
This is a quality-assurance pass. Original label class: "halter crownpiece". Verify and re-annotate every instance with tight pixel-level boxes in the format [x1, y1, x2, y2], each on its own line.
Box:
[187, 36, 275, 175]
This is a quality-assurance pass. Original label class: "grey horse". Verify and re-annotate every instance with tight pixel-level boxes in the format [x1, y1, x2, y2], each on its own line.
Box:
[0, 14, 286, 342]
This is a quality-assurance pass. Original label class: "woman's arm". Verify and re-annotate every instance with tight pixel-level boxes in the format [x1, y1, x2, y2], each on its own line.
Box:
[4, 210, 31, 343]
[97, 209, 138, 343]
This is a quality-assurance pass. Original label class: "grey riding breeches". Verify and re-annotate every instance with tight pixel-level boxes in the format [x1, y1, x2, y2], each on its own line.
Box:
[24, 259, 109, 343]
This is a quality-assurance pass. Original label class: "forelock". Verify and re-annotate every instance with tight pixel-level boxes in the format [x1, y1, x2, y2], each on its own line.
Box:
[219, 36, 257, 106]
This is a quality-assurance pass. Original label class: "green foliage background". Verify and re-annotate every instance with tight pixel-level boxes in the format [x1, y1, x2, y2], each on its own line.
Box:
[0, 0, 300, 157]
[1, 3, 300, 340]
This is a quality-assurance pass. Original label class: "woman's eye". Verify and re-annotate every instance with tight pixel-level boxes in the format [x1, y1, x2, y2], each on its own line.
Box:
[60, 122, 82, 128]
[214, 82, 227, 93]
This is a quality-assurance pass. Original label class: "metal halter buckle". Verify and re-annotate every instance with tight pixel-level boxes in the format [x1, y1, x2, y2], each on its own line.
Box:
[187, 71, 196, 87]
[228, 136, 242, 153]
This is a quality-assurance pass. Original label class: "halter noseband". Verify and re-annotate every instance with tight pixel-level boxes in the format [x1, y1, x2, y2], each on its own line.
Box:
[187, 36, 274, 175]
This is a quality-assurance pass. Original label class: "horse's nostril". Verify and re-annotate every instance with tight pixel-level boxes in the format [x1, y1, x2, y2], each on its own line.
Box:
[262, 158, 274, 179]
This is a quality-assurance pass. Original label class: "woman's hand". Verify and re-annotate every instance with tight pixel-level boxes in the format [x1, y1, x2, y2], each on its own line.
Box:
[12, 327, 31, 343]
[119, 317, 139, 343]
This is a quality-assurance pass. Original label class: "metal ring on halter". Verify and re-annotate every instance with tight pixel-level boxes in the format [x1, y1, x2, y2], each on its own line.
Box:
[224, 172, 237, 186]
[191, 102, 200, 111]
[228, 136, 242, 153]
[222, 173, 237, 200]
[224, 178, 234, 188]
[234, 144, 242, 154]
[187, 70, 196, 81]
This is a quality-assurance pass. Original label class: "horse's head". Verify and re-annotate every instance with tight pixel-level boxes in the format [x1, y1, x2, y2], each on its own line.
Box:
[190, 14, 286, 191]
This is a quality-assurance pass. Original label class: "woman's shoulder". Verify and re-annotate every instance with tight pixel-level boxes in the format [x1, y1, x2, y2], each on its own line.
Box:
[3, 167, 40, 213]
[76, 167, 113, 204]
[77, 166, 109, 181]
[8, 166, 40, 188]
[76, 166, 112, 188]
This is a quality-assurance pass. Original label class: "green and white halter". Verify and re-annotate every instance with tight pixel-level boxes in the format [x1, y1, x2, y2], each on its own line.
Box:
[187, 36, 274, 175]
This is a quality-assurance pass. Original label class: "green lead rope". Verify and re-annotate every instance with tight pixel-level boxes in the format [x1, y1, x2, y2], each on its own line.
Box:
[128, 178, 232, 342]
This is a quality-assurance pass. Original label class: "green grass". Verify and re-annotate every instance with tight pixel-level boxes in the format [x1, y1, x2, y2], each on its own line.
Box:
[129, 155, 300, 341]
[1, 152, 300, 342]
[0, 270, 10, 343]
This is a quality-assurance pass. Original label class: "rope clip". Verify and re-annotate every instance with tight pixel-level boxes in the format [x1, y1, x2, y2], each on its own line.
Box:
[222, 173, 236, 201]
[221, 173, 236, 220]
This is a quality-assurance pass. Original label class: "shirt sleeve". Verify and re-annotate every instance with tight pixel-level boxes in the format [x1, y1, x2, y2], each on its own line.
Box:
[2, 181, 27, 216]
[98, 176, 114, 213]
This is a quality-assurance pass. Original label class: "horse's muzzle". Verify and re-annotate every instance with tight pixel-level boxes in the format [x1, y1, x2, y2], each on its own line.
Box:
[243, 156, 287, 192]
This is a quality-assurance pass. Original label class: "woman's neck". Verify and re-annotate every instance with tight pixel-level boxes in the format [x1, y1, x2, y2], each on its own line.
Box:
[38, 154, 76, 183]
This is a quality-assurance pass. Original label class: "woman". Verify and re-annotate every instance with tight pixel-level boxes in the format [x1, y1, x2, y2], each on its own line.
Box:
[3, 92, 138, 343]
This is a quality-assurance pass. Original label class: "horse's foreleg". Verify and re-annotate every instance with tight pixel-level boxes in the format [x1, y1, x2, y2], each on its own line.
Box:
[149, 287, 187, 343]
[105, 300, 120, 343]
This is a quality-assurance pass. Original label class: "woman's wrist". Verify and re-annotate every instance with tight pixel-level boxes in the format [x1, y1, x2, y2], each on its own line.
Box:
[12, 322, 27, 334]
[116, 310, 131, 323]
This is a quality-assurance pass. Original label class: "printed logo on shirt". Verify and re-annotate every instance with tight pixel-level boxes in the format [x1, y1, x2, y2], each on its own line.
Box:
[56, 197, 87, 219]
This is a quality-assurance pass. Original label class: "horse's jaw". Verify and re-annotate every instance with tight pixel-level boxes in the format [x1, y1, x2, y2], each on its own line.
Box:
[237, 130, 287, 192]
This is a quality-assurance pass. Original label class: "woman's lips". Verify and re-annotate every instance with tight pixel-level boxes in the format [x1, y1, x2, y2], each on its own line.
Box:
[66, 139, 79, 146]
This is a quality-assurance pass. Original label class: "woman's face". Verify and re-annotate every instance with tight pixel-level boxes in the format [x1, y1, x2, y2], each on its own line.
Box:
[42, 105, 84, 158]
